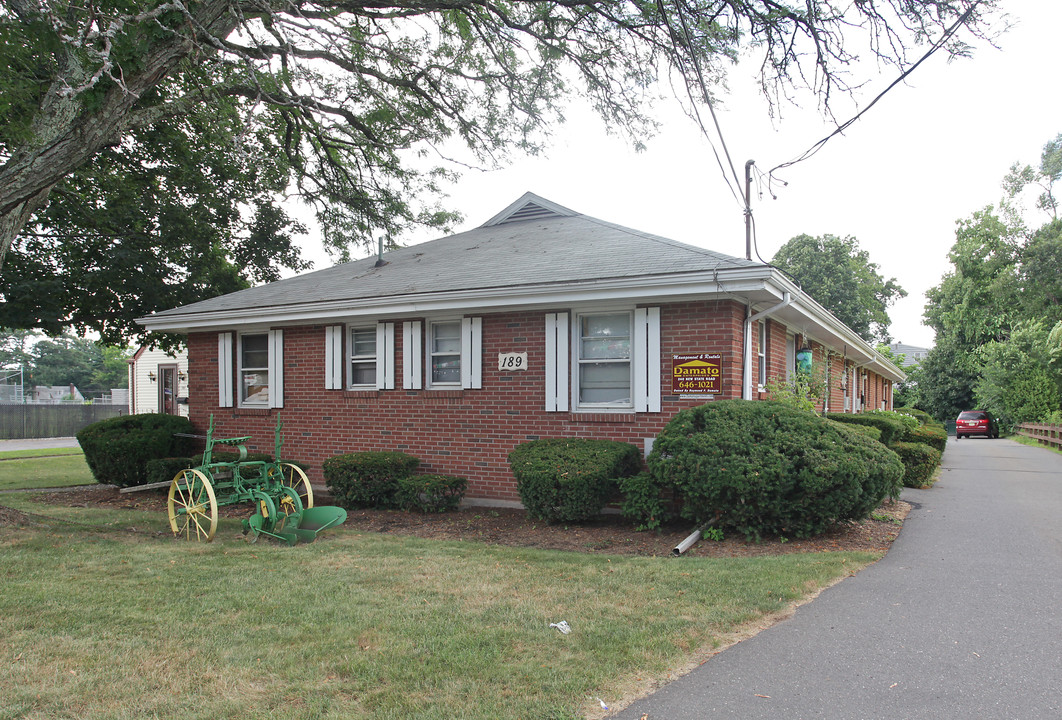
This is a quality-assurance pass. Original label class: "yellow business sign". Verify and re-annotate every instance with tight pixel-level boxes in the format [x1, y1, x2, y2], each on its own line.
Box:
[672, 353, 722, 395]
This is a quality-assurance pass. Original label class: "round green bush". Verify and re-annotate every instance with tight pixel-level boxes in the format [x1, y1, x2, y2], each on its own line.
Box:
[322, 451, 420, 509]
[145, 457, 193, 485]
[76, 414, 197, 488]
[508, 438, 642, 523]
[397, 474, 467, 513]
[649, 400, 904, 541]
[902, 425, 948, 453]
[891, 442, 942, 487]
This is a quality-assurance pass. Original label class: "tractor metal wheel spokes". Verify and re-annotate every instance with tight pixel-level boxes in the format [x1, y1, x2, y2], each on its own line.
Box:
[276, 486, 304, 524]
[168, 468, 219, 542]
[271, 463, 313, 509]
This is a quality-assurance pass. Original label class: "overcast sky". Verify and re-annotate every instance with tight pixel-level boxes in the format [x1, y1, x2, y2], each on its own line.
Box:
[304, 0, 1059, 349]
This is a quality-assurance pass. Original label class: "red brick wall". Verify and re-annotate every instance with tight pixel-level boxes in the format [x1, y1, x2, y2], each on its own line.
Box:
[188, 300, 747, 502]
[186, 300, 897, 502]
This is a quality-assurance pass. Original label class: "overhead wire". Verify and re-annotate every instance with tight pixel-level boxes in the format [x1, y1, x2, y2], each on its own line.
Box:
[655, 0, 744, 212]
[766, 1, 985, 186]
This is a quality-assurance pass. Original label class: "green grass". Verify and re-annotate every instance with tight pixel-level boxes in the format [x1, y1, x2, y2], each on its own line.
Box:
[1011, 433, 1062, 457]
[0, 497, 882, 720]
[0, 447, 83, 460]
[0, 451, 95, 491]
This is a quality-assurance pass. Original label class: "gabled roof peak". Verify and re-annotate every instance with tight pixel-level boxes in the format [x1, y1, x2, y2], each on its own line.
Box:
[481, 192, 579, 226]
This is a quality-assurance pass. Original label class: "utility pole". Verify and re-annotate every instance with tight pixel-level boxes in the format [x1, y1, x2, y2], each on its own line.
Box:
[744, 159, 755, 261]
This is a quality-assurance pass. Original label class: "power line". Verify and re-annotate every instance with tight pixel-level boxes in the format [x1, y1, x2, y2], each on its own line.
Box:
[767, 1, 984, 186]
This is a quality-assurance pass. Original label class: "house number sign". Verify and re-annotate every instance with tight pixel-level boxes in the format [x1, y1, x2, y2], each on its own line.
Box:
[498, 352, 528, 371]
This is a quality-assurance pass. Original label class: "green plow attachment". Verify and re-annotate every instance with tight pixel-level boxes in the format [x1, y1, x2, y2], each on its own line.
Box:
[244, 501, 348, 546]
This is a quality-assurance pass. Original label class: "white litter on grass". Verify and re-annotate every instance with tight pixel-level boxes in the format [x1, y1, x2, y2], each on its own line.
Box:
[596, 697, 609, 710]
[549, 621, 571, 634]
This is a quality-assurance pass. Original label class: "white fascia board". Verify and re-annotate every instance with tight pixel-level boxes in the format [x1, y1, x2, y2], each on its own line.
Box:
[767, 271, 906, 383]
[137, 267, 778, 334]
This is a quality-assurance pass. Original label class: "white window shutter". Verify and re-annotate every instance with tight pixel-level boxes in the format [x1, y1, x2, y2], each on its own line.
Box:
[268, 329, 284, 408]
[461, 317, 482, 389]
[218, 332, 234, 408]
[324, 325, 343, 390]
[634, 307, 661, 412]
[377, 322, 395, 390]
[403, 321, 422, 390]
[544, 312, 569, 412]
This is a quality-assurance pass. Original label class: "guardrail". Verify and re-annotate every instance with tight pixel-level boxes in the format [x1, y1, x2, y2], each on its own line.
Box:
[1015, 423, 1062, 449]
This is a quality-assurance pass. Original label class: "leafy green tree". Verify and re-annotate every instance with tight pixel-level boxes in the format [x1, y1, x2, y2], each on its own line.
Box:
[923, 208, 1022, 347]
[974, 321, 1062, 427]
[0, 0, 998, 271]
[1003, 133, 1061, 220]
[0, 327, 36, 369]
[1, 329, 131, 396]
[908, 340, 979, 423]
[1017, 219, 1062, 325]
[0, 106, 310, 344]
[772, 234, 906, 343]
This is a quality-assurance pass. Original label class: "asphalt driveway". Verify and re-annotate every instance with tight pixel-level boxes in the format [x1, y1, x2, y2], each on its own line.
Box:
[612, 437, 1062, 719]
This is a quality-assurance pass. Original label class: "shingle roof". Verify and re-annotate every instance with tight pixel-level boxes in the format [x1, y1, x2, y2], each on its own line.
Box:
[144, 192, 760, 320]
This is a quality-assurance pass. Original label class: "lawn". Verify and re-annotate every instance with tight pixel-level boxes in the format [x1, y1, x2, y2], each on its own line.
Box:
[0, 495, 881, 720]
[0, 448, 94, 491]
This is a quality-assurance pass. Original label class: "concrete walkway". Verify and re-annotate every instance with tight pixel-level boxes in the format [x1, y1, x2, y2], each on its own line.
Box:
[0, 437, 80, 452]
[612, 438, 1062, 719]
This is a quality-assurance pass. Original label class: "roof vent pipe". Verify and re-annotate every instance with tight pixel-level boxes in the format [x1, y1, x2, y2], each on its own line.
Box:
[742, 292, 793, 401]
[374, 236, 388, 268]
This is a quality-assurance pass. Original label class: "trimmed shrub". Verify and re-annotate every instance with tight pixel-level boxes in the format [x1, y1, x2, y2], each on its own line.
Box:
[902, 424, 948, 453]
[829, 420, 881, 443]
[322, 451, 420, 509]
[825, 412, 908, 446]
[397, 474, 467, 513]
[619, 472, 674, 531]
[895, 407, 936, 426]
[76, 414, 197, 488]
[649, 400, 904, 541]
[145, 457, 193, 485]
[892, 442, 942, 488]
[509, 438, 642, 523]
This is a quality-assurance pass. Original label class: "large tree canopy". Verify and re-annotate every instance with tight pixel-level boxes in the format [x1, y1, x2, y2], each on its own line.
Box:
[0, 0, 996, 342]
[771, 233, 906, 344]
[915, 132, 1062, 424]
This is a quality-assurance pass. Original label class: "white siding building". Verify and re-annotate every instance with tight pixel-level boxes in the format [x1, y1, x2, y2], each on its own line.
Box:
[127, 345, 189, 417]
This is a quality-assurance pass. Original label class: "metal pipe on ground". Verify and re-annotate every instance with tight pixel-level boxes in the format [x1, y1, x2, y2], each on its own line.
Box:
[672, 519, 719, 556]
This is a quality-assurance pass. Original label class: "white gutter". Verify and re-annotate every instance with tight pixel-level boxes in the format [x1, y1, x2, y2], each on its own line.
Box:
[742, 292, 793, 401]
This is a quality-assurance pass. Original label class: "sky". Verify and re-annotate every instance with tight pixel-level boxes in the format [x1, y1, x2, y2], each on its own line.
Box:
[301, 0, 1060, 349]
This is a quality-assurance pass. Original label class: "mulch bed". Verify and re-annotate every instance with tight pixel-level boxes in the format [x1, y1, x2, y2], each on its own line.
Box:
[5, 484, 910, 558]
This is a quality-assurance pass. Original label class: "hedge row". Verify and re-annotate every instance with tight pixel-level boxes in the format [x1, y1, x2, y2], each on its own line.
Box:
[322, 451, 467, 513]
[508, 438, 642, 523]
[827, 409, 947, 488]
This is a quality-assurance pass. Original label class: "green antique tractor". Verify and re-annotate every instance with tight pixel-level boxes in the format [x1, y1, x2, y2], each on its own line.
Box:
[167, 416, 346, 545]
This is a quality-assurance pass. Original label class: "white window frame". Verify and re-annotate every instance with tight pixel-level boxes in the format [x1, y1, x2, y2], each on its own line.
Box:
[238, 331, 270, 407]
[236, 329, 283, 408]
[349, 325, 379, 388]
[427, 318, 463, 388]
[568, 307, 660, 413]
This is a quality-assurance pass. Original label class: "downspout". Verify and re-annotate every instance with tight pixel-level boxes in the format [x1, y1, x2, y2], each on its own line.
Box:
[742, 292, 793, 400]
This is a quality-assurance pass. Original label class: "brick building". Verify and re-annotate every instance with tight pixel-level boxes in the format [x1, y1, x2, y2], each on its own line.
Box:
[139, 193, 905, 504]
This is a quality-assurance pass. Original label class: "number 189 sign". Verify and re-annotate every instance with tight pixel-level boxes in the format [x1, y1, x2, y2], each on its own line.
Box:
[672, 353, 722, 395]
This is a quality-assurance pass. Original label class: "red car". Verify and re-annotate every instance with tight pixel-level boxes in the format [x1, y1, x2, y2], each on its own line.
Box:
[955, 410, 999, 439]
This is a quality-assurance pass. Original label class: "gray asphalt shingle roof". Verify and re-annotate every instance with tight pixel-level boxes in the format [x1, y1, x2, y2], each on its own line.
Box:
[145, 193, 761, 320]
